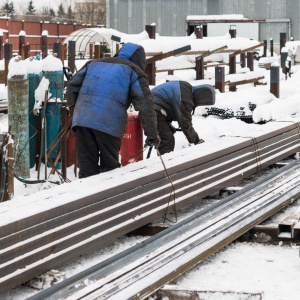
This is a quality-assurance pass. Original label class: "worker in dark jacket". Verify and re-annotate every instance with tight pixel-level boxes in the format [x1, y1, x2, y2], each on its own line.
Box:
[67, 42, 159, 178]
[151, 81, 215, 155]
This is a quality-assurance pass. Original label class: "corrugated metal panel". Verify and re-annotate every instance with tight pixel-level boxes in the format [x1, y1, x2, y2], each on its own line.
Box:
[106, 0, 300, 42]
[207, 23, 259, 40]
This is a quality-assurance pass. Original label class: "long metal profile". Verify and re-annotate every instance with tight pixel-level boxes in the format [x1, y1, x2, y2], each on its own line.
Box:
[29, 160, 300, 300]
[0, 123, 300, 293]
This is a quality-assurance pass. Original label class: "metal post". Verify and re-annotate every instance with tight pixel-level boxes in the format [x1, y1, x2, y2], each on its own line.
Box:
[4, 44, 12, 86]
[281, 48, 288, 74]
[19, 30, 25, 57]
[53, 42, 63, 60]
[229, 25, 236, 38]
[61, 103, 68, 180]
[280, 32, 286, 53]
[229, 54, 236, 92]
[145, 24, 156, 85]
[270, 38, 274, 57]
[196, 56, 204, 80]
[94, 43, 100, 59]
[240, 53, 246, 68]
[68, 41, 76, 74]
[89, 43, 93, 59]
[263, 40, 267, 57]
[270, 66, 280, 98]
[41, 30, 48, 59]
[195, 25, 203, 39]
[215, 67, 225, 93]
[247, 52, 254, 71]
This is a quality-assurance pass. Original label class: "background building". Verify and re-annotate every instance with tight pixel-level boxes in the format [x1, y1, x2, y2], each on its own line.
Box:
[106, 0, 298, 45]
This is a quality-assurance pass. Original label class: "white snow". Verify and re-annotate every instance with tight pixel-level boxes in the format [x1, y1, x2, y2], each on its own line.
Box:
[1, 29, 300, 300]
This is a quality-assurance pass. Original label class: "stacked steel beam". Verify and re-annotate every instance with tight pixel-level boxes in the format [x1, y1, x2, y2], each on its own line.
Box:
[0, 122, 300, 293]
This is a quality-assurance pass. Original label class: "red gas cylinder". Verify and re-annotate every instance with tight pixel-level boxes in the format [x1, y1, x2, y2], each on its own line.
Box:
[120, 112, 143, 166]
[67, 129, 76, 167]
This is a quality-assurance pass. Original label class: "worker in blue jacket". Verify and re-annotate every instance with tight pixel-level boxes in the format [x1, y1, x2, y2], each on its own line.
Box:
[67, 42, 159, 178]
[151, 81, 215, 155]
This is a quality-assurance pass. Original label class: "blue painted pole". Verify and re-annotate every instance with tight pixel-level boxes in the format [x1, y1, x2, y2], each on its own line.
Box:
[43, 69, 64, 169]
[28, 72, 41, 168]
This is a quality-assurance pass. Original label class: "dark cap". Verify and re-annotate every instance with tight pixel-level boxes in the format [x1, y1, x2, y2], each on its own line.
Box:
[192, 84, 216, 106]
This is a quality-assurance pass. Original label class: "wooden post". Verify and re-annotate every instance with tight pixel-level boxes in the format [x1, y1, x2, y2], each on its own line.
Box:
[94, 43, 101, 59]
[247, 52, 254, 71]
[19, 30, 25, 57]
[270, 66, 280, 98]
[280, 33, 286, 53]
[68, 41, 76, 74]
[195, 56, 204, 80]
[240, 53, 246, 68]
[145, 24, 156, 85]
[215, 66, 225, 93]
[195, 25, 203, 39]
[4, 44, 12, 86]
[41, 30, 48, 59]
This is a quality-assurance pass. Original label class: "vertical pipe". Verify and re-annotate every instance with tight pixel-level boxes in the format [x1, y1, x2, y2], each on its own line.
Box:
[8, 63, 30, 179]
[195, 25, 203, 39]
[61, 103, 68, 180]
[195, 56, 204, 80]
[229, 54, 236, 92]
[145, 24, 156, 85]
[23, 44, 30, 59]
[89, 43, 93, 59]
[41, 30, 48, 59]
[68, 41, 76, 74]
[270, 66, 280, 98]
[215, 67, 225, 93]
[247, 52, 254, 71]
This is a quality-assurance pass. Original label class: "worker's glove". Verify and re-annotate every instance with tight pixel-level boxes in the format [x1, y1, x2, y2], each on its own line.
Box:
[144, 135, 161, 148]
[168, 123, 177, 134]
[194, 136, 205, 145]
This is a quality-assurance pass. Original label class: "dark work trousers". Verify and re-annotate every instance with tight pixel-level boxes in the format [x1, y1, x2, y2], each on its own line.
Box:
[156, 110, 175, 155]
[75, 126, 121, 178]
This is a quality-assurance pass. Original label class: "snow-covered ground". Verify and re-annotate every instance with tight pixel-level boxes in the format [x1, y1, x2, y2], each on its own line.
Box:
[1, 31, 300, 299]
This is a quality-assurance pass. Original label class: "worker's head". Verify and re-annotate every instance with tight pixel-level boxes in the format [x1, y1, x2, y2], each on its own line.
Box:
[193, 84, 216, 106]
[116, 43, 146, 71]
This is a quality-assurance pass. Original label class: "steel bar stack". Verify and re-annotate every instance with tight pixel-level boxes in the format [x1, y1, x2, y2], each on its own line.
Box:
[0, 122, 300, 293]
